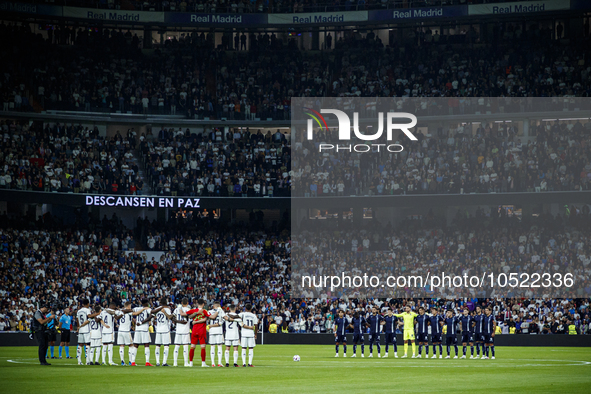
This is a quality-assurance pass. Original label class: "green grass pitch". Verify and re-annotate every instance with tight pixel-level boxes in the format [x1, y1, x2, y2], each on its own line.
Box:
[1, 346, 590, 393]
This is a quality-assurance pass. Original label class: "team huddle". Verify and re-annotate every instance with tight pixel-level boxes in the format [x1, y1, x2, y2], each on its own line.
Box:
[334, 306, 498, 360]
[75, 297, 259, 367]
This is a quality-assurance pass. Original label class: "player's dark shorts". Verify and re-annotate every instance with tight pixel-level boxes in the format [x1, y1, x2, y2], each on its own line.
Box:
[47, 331, 57, 342]
[446, 335, 457, 346]
[385, 333, 396, 344]
[416, 333, 429, 342]
[461, 332, 473, 343]
[368, 333, 380, 344]
[335, 334, 347, 343]
[60, 329, 71, 343]
[482, 334, 494, 345]
[191, 332, 207, 345]
[353, 334, 364, 343]
[474, 333, 483, 342]
[431, 334, 442, 343]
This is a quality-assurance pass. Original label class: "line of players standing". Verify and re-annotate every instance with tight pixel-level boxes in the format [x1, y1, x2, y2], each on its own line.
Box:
[74, 296, 259, 367]
[334, 305, 498, 360]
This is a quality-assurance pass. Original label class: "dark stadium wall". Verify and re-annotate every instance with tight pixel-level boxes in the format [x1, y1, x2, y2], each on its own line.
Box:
[2, 333, 590, 347]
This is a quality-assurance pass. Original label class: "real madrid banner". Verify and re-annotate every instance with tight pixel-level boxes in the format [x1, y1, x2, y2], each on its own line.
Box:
[268, 10, 367, 25]
[468, 0, 569, 15]
[62, 6, 164, 22]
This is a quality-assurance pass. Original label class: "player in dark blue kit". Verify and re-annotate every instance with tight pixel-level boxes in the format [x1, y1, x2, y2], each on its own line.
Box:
[366, 306, 383, 358]
[334, 310, 348, 357]
[444, 310, 460, 359]
[482, 306, 497, 359]
[459, 308, 474, 359]
[381, 309, 398, 358]
[349, 311, 366, 358]
[429, 307, 444, 359]
[415, 307, 429, 358]
[472, 306, 485, 358]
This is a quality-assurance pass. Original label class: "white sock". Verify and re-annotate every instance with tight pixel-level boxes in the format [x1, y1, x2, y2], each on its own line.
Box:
[225, 350, 229, 365]
[77, 346, 82, 363]
[218, 345, 223, 365]
[155, 347, 161, 365]
[89, 347, 94, 363]
[174, 345, 179, 365]
[163, 346, 169, 365]
[95, 347, 101, 362]
[145, 347, 150, 364]
[241, 349, 246, 365]
[119, 347, 125, 363]
[130, 347, 136, 363]
[183, 345, 188, 365]
[108, 344, 113, 363]
[210, 347, 215, 365]
[101, 345, 107, 364]
[233, 350, 238, 365]
[248, 349, 253, 365]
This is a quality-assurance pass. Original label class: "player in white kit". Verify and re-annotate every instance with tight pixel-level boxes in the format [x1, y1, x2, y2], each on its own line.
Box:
[224, 304, 242, 367]
[173, 298, 191, 367]
[208, 301, 225, 367]
[99, 301, 118, 365]
[239, 303, 258, 367]
[130, 299, 153, 366]
[115, 301, 133, 366]
[79, 305, 109, 365]
[76, 298, 94, 365]
[152, 297, 174, 367]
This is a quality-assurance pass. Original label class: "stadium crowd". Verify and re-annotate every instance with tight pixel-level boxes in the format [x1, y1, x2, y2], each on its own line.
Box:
[1, 17, 590, 119]
[0, 205, 590, 334]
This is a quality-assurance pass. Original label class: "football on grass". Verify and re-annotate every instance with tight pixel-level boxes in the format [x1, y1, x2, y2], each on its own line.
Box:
[293, 355, 301, 362]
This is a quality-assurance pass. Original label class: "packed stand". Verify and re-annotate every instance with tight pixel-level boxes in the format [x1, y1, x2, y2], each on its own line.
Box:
[0, 119, 145, 194]
[1, 20, 590, 120]
[140, 126, 290, 197]
[292, 118, 591, 196]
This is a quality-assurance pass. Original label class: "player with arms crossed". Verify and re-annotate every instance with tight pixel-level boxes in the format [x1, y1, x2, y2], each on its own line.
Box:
[381, 308, 399, 358]
[366, 306, 382, 358]
[393, 305, 417, 358]
[76, 298, 99, 365]
[99, 301, 118, 365]
[459, 307, 474, 359]
[130, 299, 153, 366]
[415, 307, 429, 358]
[115, 301, 133, 365]
[473, 306, 485, 358]
[208, 301, 225, 367]
[182, 298, 218, 367]
[444, 310, 460, 359]
[482, 306, 497, 359]
[173, 298, 191, 367]
[152, 297, 175, 366]
[239, 303, 258, 367]
[349, 311, 365, 358]
[224, 304, 242, 367]
[334, 309, 347, 357]
[429, 307, 444, 358]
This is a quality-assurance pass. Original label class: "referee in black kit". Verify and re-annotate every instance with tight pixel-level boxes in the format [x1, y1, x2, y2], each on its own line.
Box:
[33, 303, 55, 365]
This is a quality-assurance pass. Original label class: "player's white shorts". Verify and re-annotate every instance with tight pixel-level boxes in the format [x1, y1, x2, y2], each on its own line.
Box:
[155, 332, 171, 345]
[117, 331, 132, 346]
[209, 333, 224, 345]
[240, 337, 256, 348]
[78, 333, 90, 344]
[102, 333, 114, 344]
[90, 338, 102, 348]
[133, 331, 151, 344]
[225, 339, 240, 347]
[174, 333, 190, 345]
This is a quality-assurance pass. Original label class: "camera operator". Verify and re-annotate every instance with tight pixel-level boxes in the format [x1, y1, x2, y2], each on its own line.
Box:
[33, 303, 55, 365]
